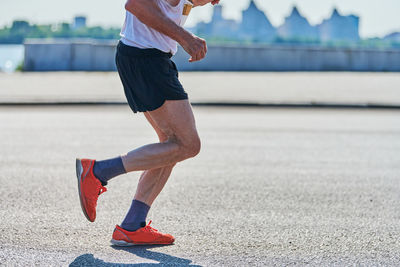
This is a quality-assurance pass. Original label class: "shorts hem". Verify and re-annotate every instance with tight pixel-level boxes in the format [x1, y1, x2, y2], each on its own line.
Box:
[132, 95, 189, 113]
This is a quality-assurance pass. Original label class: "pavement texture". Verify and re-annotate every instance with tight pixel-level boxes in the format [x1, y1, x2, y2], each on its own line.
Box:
[1, 72, 400, 105]
[1, 105, 400, 266]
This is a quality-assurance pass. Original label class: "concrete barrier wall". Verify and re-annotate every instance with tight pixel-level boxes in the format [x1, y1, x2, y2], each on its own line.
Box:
[174, 45, 400, 71]
[24, 40, 118, 71]
[24, 40, 400, 72]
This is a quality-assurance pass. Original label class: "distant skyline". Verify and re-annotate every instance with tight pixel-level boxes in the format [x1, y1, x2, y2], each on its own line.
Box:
[1, 0, 400, 38]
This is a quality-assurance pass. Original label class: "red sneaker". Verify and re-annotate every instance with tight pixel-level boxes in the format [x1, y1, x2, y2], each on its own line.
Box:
[111, 221, 175, 246]
[76, 158, 107, 222]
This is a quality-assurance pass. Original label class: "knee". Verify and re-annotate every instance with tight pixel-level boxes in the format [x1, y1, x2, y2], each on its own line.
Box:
[181, 136, 201, 159]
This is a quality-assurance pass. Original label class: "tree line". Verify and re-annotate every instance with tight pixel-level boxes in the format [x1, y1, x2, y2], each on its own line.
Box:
[0, 20, 120, 44]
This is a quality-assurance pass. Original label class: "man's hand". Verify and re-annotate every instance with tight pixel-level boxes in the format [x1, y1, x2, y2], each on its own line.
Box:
[192, 0, 220, 7]
[180, 34, 207, 62]
[183, 0, 219, 62]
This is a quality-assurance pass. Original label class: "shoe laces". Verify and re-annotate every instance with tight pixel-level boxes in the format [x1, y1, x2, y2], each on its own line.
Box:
[99, 186, 107, 195]
[142, 220, 158, 233]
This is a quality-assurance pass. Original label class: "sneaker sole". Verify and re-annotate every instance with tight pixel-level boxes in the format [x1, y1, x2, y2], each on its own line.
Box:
[110, 239, 174, 246]
[76, 158, 92, 222]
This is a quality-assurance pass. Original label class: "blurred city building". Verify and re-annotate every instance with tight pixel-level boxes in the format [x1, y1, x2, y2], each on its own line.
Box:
[318, 9, 360, 42]
[193, 1, 277, 42]
[195, 5, 238, 39]
[73, 16, 87, 30]
[277, 7, 319, 41]
[239, 0, 277, 42]
[384, 32, 400, 42]
[192, 1, 361, 43]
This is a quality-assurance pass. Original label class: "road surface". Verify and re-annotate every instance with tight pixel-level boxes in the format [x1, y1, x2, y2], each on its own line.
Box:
[0, 106, 400, 266]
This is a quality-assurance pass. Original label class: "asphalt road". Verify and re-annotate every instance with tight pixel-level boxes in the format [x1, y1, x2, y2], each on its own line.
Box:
[1, 106, 400, 266]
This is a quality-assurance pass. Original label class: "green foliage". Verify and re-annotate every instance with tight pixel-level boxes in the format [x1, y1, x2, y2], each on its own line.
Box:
[274, 36, 321, 45]
[15, 61, 24, 72]
[0, 20, 120, 44]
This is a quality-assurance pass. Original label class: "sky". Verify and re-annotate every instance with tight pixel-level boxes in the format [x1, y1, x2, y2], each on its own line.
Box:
[1, 0, 399, 38]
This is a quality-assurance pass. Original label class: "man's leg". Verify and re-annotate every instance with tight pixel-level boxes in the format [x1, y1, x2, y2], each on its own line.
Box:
[92, 99, 200, 185]
[120, 113, 175, 231]
[133, 112, 176, 206]
[120, 100, 200, 231]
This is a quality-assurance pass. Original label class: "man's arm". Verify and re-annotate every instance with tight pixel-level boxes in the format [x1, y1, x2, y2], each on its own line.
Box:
[125, 0, 212, 62]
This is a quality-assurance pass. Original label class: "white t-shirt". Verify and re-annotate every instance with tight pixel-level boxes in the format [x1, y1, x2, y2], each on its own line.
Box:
[120, 0, 192, 55]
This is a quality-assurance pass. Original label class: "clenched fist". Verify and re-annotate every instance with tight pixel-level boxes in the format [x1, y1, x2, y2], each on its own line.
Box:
[180, 34, 207, 62]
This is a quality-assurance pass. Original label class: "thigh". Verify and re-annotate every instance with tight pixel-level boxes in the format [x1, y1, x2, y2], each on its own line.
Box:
[146, 99, 199, 144]
[144, 112, 168, 142]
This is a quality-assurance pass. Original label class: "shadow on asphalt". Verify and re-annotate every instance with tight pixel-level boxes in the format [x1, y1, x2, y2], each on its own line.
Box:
[69, 245, 202, 266]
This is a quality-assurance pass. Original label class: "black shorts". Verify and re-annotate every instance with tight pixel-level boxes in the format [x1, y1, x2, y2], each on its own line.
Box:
[115, 41, 188, 113]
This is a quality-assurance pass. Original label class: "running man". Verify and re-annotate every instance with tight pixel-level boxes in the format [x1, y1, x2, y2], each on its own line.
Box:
[76, 0, 220, 246]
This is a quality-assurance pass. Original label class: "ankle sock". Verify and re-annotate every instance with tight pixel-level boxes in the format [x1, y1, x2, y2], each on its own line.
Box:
[121, 199, 150, 232]
[93, 156, 126, 185]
